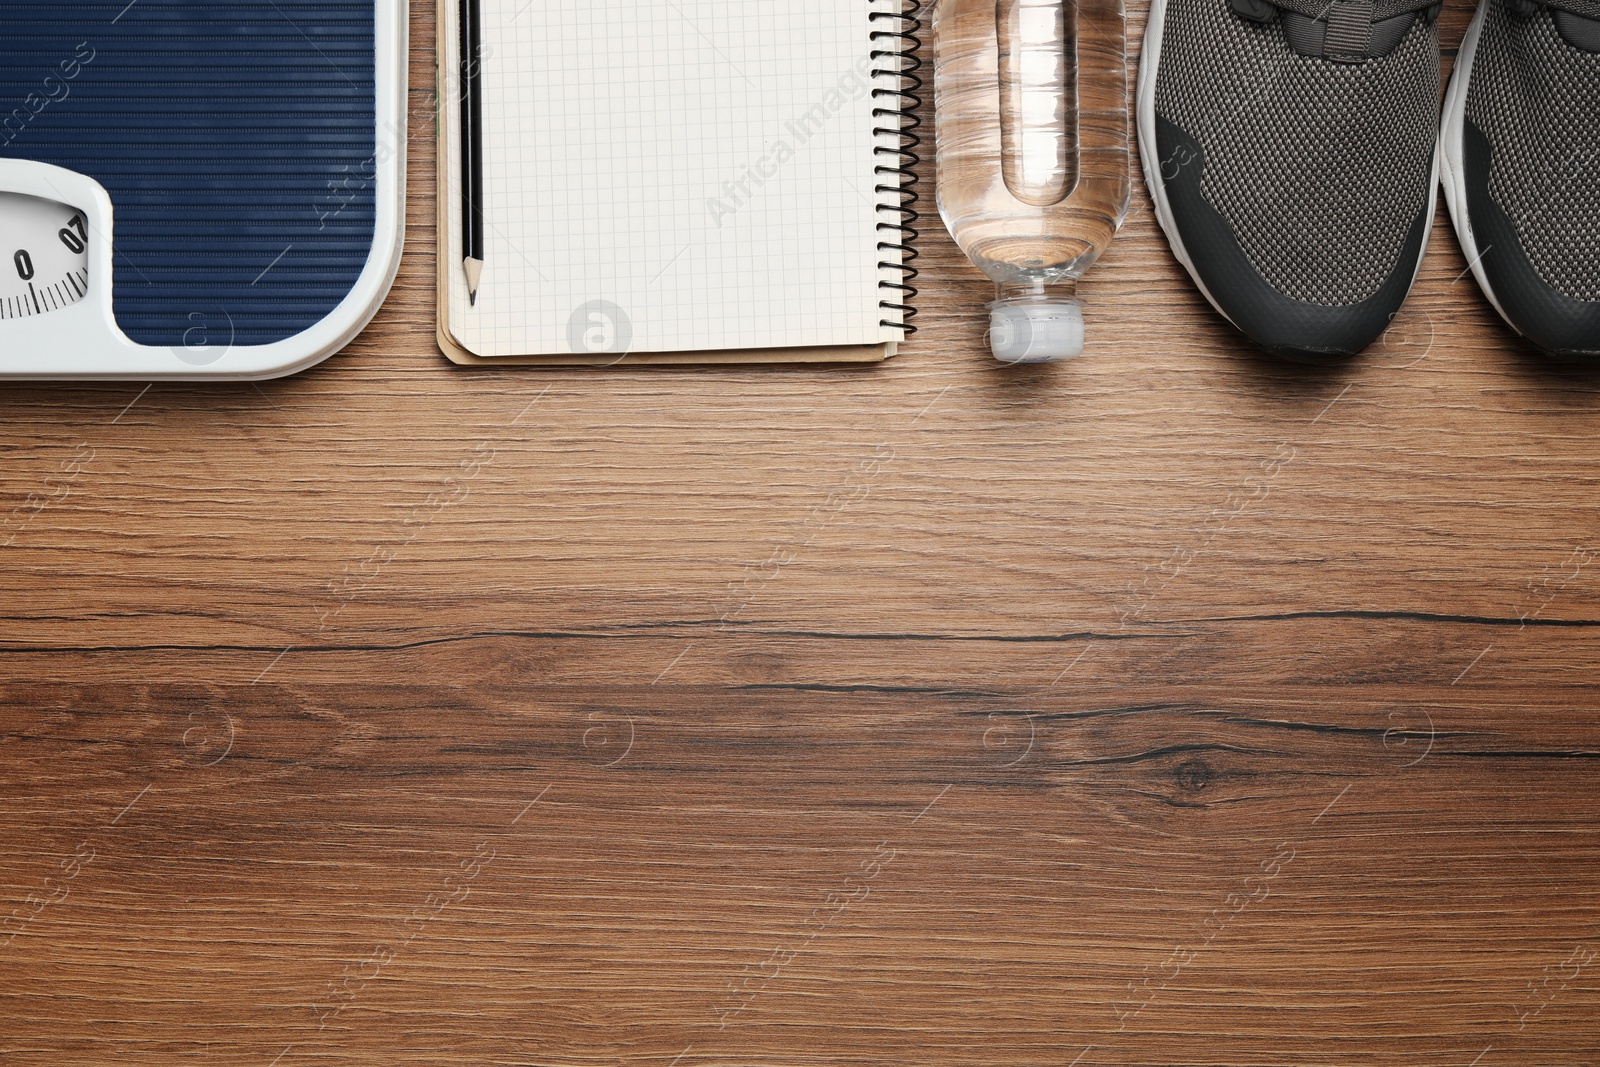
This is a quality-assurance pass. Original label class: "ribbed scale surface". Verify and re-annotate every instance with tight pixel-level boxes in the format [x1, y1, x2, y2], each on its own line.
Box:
[1154, 0, 1437, 305]
[1468, 0, 1600, 301]
[0, 1, 376, 346]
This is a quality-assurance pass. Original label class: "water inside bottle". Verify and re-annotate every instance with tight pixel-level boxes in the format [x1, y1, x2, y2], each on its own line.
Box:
[934, 0, 1131, 360]
[1000, 0, 1077, 208]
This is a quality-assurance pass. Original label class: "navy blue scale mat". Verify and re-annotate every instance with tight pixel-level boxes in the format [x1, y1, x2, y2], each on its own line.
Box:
[0, 1, 377, 347]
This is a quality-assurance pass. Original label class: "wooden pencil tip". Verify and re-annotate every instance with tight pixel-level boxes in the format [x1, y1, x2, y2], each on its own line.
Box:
[464, 258, 484, 306]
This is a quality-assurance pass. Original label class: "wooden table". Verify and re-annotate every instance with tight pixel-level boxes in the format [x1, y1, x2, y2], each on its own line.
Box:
[3, 4, 1598, 1065]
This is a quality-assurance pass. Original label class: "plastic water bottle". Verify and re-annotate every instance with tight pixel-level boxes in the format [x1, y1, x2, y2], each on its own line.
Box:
[933, 0, 1131, 362]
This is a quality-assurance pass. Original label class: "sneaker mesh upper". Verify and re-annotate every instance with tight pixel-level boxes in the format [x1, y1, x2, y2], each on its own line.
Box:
[1466, 0, 1600, 302]
[1153, 0, 1439, 306]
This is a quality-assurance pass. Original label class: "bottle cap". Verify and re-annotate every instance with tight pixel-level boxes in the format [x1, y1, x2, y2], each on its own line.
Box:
[988, 299, 1084, 363]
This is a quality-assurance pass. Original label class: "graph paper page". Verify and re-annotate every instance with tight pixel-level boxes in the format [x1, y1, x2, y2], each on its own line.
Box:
[447, 0, 898, 357]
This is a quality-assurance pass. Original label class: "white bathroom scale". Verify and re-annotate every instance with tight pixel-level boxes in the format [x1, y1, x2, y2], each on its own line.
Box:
[0, 0, 407, 380]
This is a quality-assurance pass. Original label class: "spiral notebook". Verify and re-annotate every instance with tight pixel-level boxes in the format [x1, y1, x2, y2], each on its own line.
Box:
[435, 0, 921, 366]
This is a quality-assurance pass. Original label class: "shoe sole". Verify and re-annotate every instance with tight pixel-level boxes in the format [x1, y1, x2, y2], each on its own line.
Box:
[1136, 0, 1441, 351]
[1438, 0, 1518, 332]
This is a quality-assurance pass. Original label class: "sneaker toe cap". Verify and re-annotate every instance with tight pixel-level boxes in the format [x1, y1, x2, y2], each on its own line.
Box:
[1153, 115, 1428, 361]
[1461, 120, 1600, 359]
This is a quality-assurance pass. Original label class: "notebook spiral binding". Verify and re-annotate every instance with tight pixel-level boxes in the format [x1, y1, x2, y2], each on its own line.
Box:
[870, 0, 923, 335]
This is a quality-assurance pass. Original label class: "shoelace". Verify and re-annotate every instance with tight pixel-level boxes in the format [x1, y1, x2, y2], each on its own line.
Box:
[1232, 0, 1440, 61]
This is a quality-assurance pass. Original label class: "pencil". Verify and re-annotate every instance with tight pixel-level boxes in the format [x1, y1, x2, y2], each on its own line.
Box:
[460, 0, 485, 305]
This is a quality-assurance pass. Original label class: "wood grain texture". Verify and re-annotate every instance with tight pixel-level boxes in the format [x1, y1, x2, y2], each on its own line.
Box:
[4, 3, 1600, 1066]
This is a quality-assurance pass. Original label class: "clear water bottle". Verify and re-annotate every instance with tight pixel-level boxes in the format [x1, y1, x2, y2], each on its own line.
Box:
[933, 0, 1131, 362]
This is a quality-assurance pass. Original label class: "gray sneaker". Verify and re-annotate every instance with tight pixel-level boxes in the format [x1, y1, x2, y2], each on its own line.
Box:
[1442, 0, 1600, 357]
[1139, 0, 1443, 360]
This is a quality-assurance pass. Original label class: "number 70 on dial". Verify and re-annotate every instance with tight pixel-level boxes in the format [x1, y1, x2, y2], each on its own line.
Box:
[1, 192, 91, 321]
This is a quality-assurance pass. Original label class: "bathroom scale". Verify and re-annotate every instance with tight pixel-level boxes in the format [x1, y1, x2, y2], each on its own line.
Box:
[0, 0, 406, 380]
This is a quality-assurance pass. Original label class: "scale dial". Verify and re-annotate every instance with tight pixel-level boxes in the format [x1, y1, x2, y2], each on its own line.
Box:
[0, 192, 90, 321]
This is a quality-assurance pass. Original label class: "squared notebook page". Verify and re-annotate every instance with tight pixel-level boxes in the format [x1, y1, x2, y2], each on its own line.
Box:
[448, 0, 898, 358]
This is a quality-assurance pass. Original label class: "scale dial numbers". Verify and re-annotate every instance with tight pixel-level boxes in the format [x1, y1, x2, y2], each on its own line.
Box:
[0, 192, 90, 321]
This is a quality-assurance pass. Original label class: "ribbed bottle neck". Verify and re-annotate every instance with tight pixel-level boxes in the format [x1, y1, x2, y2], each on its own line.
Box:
[992, 279, 1079, 306]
